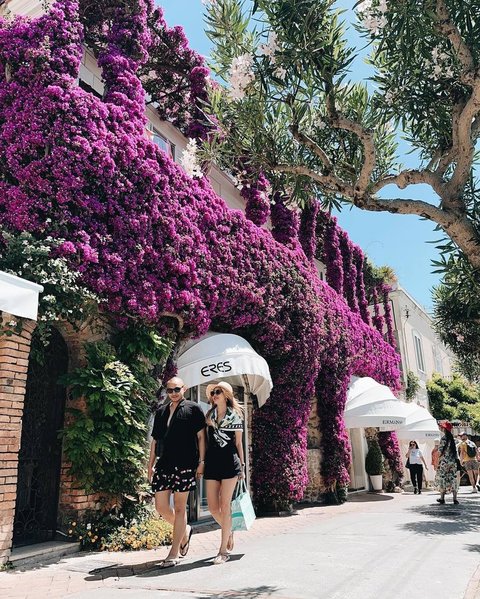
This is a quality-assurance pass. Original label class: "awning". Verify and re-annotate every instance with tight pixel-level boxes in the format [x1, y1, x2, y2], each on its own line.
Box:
[177, 333, 273, 407]
[392, 403, 440, 440]
[344, 376, 408, 430]
[0, 270, 43, 321]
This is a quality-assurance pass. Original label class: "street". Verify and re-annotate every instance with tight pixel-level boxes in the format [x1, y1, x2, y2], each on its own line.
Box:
[2, 488, 480, 599]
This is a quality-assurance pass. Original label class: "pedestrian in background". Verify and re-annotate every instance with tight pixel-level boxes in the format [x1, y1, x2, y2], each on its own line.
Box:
[406, 441, 428, 494]
[204, 381, 245, 565]
[457, 432, 479, 493]
[148, 377, 206, 568]
[435, 421, 459, 505]
[431, 439, 440, 471]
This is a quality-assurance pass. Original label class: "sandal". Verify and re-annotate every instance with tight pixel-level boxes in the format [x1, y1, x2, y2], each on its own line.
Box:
[213, 553, 230, 565]
[227, 531, 234, 552]
[179, 525, 193, 557]
[158, 558, 179, 569]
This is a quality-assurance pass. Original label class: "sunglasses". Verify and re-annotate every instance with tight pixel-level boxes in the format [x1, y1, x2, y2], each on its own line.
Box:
[166, 387, 182, 394]
[210, 389, 224, 396]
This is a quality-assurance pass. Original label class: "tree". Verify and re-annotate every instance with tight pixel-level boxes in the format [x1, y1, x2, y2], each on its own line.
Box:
[433, 255, 480, 383]
[427, 372, 480, 428]
[203, 0, 480, 274]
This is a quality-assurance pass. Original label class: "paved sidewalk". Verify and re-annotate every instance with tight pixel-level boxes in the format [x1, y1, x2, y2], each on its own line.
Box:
[1, 488, 480, 599]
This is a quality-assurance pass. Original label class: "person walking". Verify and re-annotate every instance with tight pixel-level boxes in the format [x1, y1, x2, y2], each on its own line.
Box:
[405, 441, 428, 494]
[431, 439, 440, 472]
[435, 421, 459, 505]
[148, 377, 206, 568]
[457, 432, 479, 493]
[204, 381, 245, 565]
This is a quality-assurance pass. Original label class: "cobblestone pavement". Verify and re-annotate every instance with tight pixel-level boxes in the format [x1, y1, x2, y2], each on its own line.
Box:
[2, 488, 480, 599]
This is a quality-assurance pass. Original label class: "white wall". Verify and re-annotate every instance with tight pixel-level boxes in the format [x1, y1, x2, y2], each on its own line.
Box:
[390, 286, 454, 407]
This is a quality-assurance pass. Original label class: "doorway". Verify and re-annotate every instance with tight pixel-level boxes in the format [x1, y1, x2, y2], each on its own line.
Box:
[13, 328, 69, 546]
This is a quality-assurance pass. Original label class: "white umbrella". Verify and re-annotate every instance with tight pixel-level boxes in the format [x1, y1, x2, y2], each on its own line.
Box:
[393, 403, 440, 440]
[345, 376, 409, 430]
[177, 333, 272, 407]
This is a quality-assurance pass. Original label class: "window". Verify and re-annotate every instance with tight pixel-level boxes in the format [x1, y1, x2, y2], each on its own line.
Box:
[432, 346, 443, 375]
[412, 332, 425, 373]
[146, 126, 175, 160]
[78, 78, 102, 99]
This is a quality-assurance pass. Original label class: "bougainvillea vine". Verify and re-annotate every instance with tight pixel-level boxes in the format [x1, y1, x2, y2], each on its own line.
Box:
[0, 0, 401, 509]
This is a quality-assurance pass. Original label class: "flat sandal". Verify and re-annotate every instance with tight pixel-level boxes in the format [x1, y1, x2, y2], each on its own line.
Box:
[213, 553, 230, 565]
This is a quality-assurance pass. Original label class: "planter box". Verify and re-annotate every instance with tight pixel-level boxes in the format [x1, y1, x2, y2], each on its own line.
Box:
[369, 474, 383, 491]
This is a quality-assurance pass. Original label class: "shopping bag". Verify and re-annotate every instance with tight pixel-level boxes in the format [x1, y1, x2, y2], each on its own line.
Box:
[231, 480, 256, 531]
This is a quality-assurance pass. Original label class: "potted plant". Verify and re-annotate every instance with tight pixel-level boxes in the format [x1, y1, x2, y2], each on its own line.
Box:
[365, 438, 384, 491]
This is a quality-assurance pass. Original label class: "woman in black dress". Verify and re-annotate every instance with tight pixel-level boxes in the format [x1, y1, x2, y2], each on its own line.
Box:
[204, 381, 245, 565]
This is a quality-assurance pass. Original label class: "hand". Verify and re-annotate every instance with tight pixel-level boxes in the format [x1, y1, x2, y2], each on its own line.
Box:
[238, 470, 245, 480]
[147, 464, 154, 483]
[196, 463, 205, 479]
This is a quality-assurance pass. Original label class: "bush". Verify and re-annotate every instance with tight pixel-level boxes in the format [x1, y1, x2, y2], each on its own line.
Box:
[365, 439, 384, 476]
[67, 503, 172, 552]
[101, 516, 172, 552]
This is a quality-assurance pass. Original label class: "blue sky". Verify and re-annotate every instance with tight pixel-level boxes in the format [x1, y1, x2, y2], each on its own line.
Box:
[159, 0, 442, 312]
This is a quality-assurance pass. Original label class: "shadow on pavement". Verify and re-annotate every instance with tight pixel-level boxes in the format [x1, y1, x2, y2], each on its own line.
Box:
[401, 495, 480, 536]
[195, 585, 281, 598]
[84, 554, 244, 581]
[464, 544, 480, 553]
[347, 493, 394, 503]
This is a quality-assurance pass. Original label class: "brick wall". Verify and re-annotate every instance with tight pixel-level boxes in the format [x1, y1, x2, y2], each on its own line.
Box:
[0, 314, 35, 565]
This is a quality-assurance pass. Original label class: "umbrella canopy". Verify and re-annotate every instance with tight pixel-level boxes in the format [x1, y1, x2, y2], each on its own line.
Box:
[345, 376, 409, 430]
[391, 403, 440, 440]
[177, 333, 273, 407]
[0, 270, 43, 321]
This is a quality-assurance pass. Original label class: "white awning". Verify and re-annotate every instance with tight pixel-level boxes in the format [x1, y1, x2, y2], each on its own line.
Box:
[177, 333, 273, 407]
[392, 403, 440, 440]
[0, 270, 43, 321]
[345, 376, 409, 430]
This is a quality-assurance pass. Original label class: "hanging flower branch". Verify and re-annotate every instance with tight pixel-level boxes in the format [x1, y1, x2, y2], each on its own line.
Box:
[372, 286, 386, 337]
[270, 194, 300, 249]
[241, 171, 271, 226]
[382, 284, 396, 348]
[299, 200, 319, 262]
[323, 217, 344, 295]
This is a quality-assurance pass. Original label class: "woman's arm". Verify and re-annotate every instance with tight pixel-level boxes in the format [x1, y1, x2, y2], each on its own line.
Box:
[235, 430, 245, 479]
[196, 428, 206, 479]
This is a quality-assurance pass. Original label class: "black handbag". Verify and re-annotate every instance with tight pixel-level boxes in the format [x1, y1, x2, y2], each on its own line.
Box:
[405, 458, 410, 468]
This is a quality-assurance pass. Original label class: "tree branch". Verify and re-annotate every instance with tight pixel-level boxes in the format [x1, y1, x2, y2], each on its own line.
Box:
[372, 169, 445, 197]
[354, 195, 446, 221]
[445, 80, 480, 198]
[289, 123, 333, 171]
[435, 0, 475, 84]
[270, 164, 353, 195]
[354, 195, 480, 270]
[325, 95, 376, 194]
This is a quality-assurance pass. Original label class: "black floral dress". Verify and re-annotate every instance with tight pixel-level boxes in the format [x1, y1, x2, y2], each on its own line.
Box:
[204, 407, 243, 481]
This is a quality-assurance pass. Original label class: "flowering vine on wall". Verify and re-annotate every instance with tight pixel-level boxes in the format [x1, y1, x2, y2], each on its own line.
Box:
[0, 0, 401, 509]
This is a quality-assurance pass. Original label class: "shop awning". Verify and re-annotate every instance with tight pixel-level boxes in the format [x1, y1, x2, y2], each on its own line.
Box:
[391, 403, 440, 440]
[344, 376, 409, 430]
[0, 270, 43, 321]
[177, 333, 273, 407]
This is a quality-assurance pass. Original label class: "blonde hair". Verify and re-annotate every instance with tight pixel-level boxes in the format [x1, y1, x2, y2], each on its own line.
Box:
[206, 384, 244, 421]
